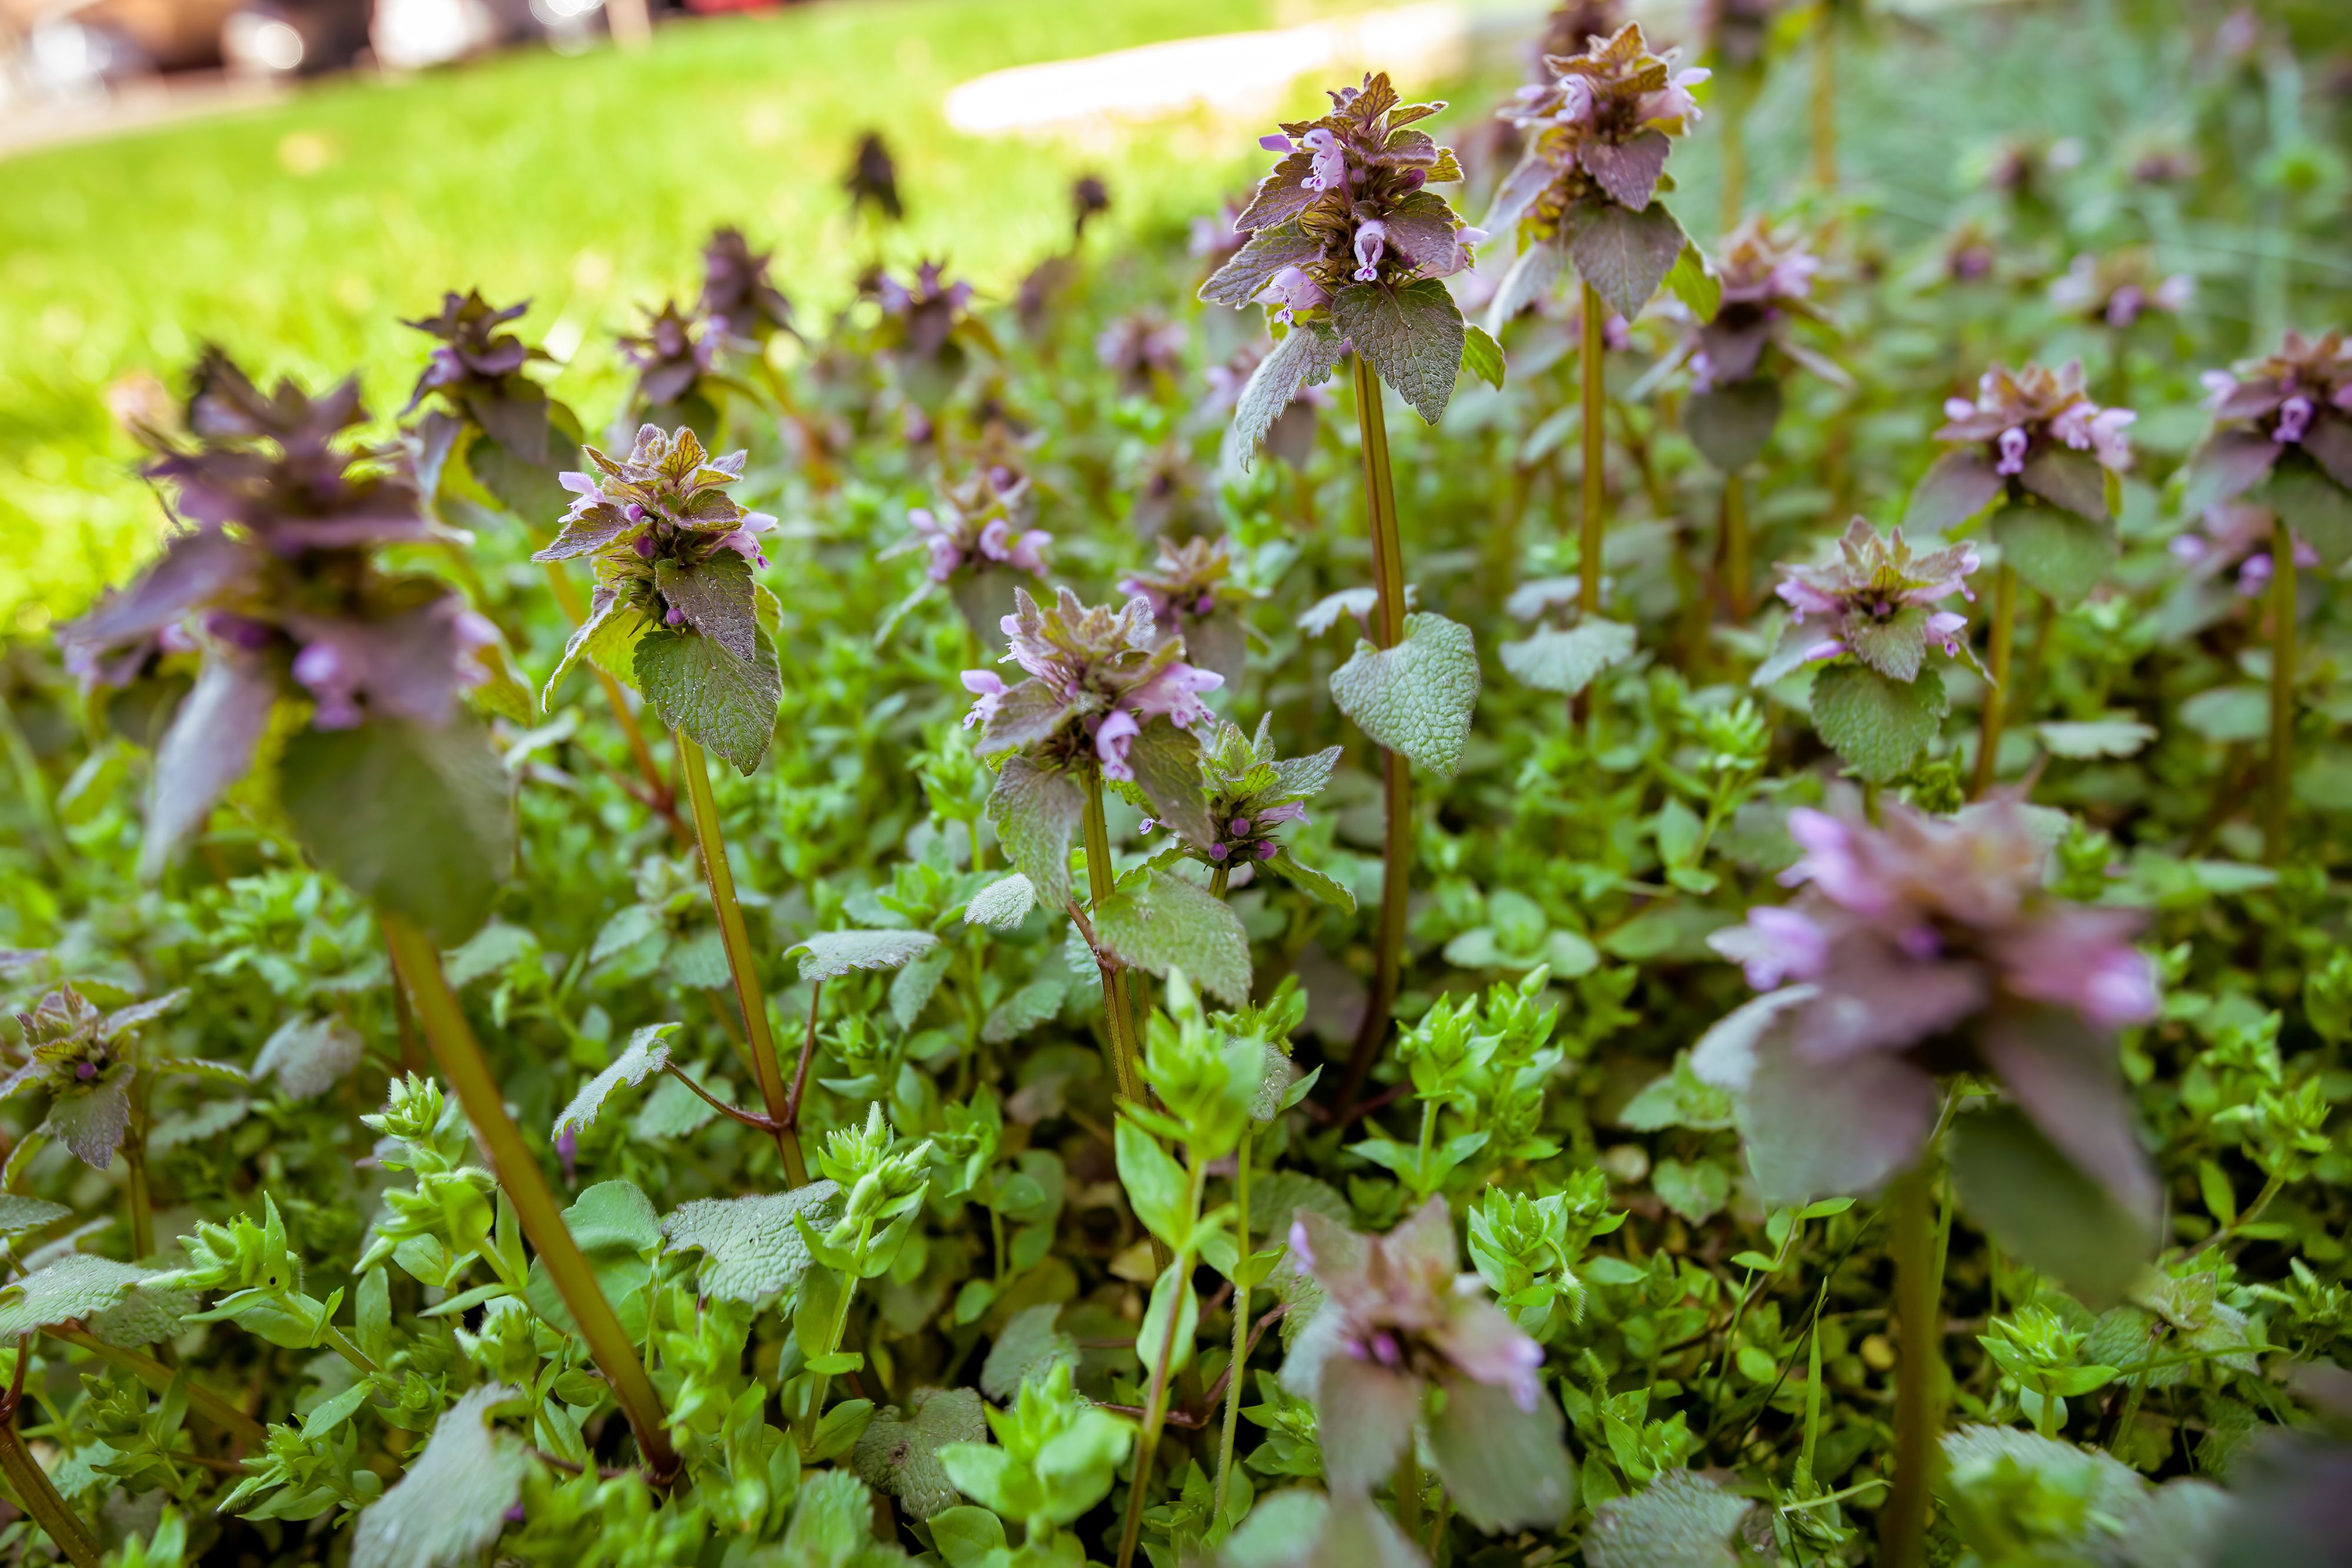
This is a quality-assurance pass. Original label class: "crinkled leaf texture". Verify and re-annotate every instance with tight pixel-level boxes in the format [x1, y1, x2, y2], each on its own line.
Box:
[655, 553, 759, 663]
[0, 1253, 156, 1339]
[851, 1385, 987, 1521]
[635, 623, 781, 775]
[1583, 1470, 1753, 1568]
[352, 1383, 529, 1568]
[0, 1195, 70, 1233]
[1199, 221, 1322, 309]
[1809, 663, 1946, 784]
[1566, 199, 1689, 325]
[1330, 612, 1481, 776]
[794, 928, 941, 982]
[552, 1023, 678, 1140]
[980, 1303, 1080, 1401]
[1906, 449, 2004, 533]
[253, 1014, 365, 1101]
[985, 757, 1084, 915]
[279, 716, 515, 947]
[1461, 325, 1506, 389]
[1331, 278, 1467, 425]
[663, 1181, 840, 1303]
[1124, 718, 1214, 848]
[1228, 323, 1346, 470]
[1499, 618, 1636, 697]
[963, 873, 1037, 931]
[1094, 868, 1251, 1007]
[47, 1074, 133, 1168]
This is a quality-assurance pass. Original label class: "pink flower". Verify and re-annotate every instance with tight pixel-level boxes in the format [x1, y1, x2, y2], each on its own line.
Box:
[1995, 425, 2030, 476]
[1715, 905, 1830, 989]
[1635, 65, 1710, 129]
[1124, 659, 1224, 727]
[1780, 807, 1899, 918]
[1093, 710, 1141, 781]
[1995, 909, 2160, 1029]
[960, 670, 1005, 729]
[1927, 610, 1968, 655]
[1255, 265, 1329, 325]
[2277, 394, 2314, 444]
[1302, 127, 1347, 192]
[1351, 220, 1389, 283]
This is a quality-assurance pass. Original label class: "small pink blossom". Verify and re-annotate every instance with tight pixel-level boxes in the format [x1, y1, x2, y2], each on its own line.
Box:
[1255, 265, 1329, 325]
[960, 670, 1005, 728]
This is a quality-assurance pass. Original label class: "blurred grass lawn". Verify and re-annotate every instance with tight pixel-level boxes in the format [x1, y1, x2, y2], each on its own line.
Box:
[0, 0, 2276, 630]
[0, 0, 1451, 627]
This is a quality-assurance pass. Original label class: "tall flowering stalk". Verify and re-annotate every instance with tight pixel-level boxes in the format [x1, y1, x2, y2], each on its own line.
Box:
[61, 353, 677, 1479]
[963, 589, 1241, 1099]
[1488, 23, 1709, 620]
[1658, 216, 1842, 615]
[1699, 798, 2160, 1566]
[534, 424, 796, 1180]
[2181, 329, 2352, 860]
[1201, 72, 1489, 1111]
[400, 290, 680, 830]
[1908, 362, 2136, 795]
[1756, 519, 1982, 789]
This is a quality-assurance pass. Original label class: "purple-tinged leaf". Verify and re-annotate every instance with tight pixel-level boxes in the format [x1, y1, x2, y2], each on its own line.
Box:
[1234, 152, 1320, 233]
[1481, 151, 1558, 238]
[1739, 1036, 1938, 1206]
[1426, 1376, 1574, 1532]
[2257, 455, 2352, 568]
[1683, 378, 1782, 473]
[1330, 278, 1466, 425]
[1990, 504, 2117, 607]
[2178, 428, 2280, 515]
[533, 504, 633, 561]
[2302, 412, 2352, 491]
[1565, 199, 1687, 323]
[1978, 1004, 2159, 1228]
[634, 624, 780, 774]
[1949, 1102, 2150, 1307]
[975, 680, 1076, 757]
[1124, 719, 1213, 849]
[2019, 444, 2110, 522]
[47, 1074, 132, 1169]
[1578, 131, 1671, 211]
[1199, 222, 1325, 309]
[1227, 323, 1345, 467]
[984, 756, 1084, 914]
[1307, 1351, 1418, 1493]
[65, 530, 252, 655]
[142, 654, 276, 880]
[1904, 449, 2004, 533]
[656, 555, 759, 664]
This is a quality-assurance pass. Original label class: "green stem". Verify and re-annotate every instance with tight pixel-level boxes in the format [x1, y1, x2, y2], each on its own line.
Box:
[0, 1419, 99, 1568]
[123, 1079, 153, 1262]
[1337, 353, 1411, 1116]
[1973, 563, 2018, 798]
[1117, 1163, 1204, 1568]
[1809, 6, 1837, 190]
[382, 916, 679, 1482]
[1578, 283, 1608, 618]
[803, 1260, 864, 1430]
[2266, 517, 2296, 863]
[1081, 772, 1143, 1108]
[677, 732, 807, 1187]
[322, 1324, 382, 1377]
[1880, 1164, 1943, 1568]
[1722, 469, 1750, 621]
[1215, 1135, 1251, 1517]
[1394, 1443, 1424, 1542]
[43, 1327, 264, 1447]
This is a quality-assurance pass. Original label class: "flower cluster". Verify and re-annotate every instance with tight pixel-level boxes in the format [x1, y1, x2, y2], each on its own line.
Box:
[2198, 327, 2352, 477]
[536, 424, 775, 640]
[400, 290, 544, 417]
[1490, 22, 1708, 238]
[1117, 534, 1250, 679]
[1282, 1199, 1567, 1521]
[963, 587, 1221, 783]
[1773, 518, 1980, 679]
[1939, 361, 2136, 480]
[1678, 216, 1827, 392]
[699, 227, 796, 346]
[906, 469, 1050, 585]
[869, 260, 975, 364]
[2047, 249, 2194, 330]
[4, 984, 184, 1168]
[1138, 717, 1336, 885]
[60, 355, 496, 862]
[1701, 799, 2159, 1209]
[619, 302, 716, 410]
[1202, 72, 1484, 323]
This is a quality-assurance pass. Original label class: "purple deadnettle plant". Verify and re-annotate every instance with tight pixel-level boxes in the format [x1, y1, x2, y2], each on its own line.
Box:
[903, 467, 1051, 636]
[619, 300, 719, 428]
[843, 129, 904, 223]
[1281, 1199, 1573, 1531]
[1699, 797, 2161, 1289]
[1133, 716, 1347, 905]
[399, 289, 581, 523]
[2047, 247, 2194, 332]
[2180, 327, 2352, 550]
[1758, 518, 1980, 784]
[4, 984, 208, 1174]
[1485, 22, 1709, 327]
[535, 423, 780, 774]
[1118, 534, 1252, 687]
[1201, 71, 1489, 432]
[1662, 217, 1845, 472]
[699, 226, 797, 348]
[1907, 362, 2136, 545]
[868, 259, 987, 406]
[58, 353, 513, 932]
